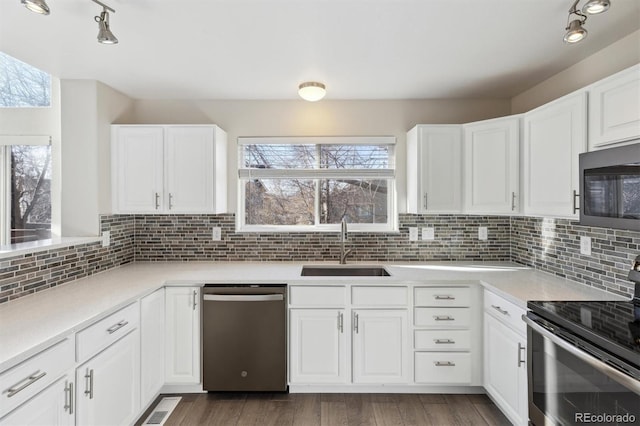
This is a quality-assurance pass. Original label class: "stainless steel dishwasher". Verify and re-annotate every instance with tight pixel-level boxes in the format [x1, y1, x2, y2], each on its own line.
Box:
[202, 284, 287, 392]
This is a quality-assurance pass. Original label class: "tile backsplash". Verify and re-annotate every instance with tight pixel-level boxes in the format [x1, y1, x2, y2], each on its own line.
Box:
[2, 213, 639, 304]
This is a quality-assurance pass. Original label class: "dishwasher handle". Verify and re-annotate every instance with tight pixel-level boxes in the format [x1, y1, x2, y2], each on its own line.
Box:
[203, 294, 284, 302]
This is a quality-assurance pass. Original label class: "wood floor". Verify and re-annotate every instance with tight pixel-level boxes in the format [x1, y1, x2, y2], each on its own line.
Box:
[139, 393, 511, 426]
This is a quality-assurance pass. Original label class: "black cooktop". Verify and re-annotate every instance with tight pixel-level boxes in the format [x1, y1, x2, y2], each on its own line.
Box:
[527, 300, 640, 369]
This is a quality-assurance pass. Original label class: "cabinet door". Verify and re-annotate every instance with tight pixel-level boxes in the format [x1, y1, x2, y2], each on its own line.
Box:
[140, 288, 165, 407]
[112, 126, 164, 213]
[464, 117, 519, 213]
[76, 330, 140, 426]
[289, 309, 348, 384]
[523, 92, 586, 218]
[407, 125, 463, 213]
[589, 64, 640, 149]
[352, 309, 408, 384]
[165, 127, 215, 213]
[0, 375, 73, 426]
[484, 314, 527, 426]
[165, 287, 201, 384]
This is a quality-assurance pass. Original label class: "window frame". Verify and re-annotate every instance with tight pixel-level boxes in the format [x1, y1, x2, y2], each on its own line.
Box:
[237, 136, 397, 233]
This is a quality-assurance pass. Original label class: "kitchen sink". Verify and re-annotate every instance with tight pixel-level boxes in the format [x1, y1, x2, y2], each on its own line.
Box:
[300, 265, 391, 277]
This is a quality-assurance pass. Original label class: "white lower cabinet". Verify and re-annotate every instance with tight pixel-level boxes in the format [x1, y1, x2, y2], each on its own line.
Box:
[165, 287, 201, 384]
[352, 309, 409, 384]
[0, 374, 74, 426]
[289, 309, 347, 384]
[140, 288, 165, 407]
[483, 291, 528, 426]
[76, 330, 141, 426]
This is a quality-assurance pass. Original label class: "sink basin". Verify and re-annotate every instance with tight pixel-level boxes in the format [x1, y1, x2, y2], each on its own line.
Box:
[301, 265, 390, 277]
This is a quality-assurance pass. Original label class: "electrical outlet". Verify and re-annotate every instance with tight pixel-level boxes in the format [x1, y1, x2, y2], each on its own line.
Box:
[478, 226, 488, 241]
[212, 227, 222, 241]
[102, 231, 110, 248]
[409, 227, 419, 241]
[580, 236, 591, 255]
[422, 227, 435, 241]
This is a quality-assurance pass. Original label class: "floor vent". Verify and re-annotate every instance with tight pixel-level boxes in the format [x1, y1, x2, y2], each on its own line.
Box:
[143, 396, 181, 425]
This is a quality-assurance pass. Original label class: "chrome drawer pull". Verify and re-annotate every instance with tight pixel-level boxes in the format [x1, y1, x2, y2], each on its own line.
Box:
[84, 369, 94, 399]
[434, 295, 455, 300]
[434, 339, 455, 344]
[434, 361, 456, 367]
[337, 312, 344, 333]
[64, 381, 74, 414]
[106, 320, 129, 334]
[433, 315, 455, 321]
[354, 313, 359, 333]
[6, 370, 47, 397]
[518, 343, 526, 367]
[491, 305, 509, 315]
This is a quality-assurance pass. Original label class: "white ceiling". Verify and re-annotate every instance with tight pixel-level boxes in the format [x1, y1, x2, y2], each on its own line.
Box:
[1, 0, 639, 100]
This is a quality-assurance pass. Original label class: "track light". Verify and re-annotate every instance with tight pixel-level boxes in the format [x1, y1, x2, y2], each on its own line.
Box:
[564, 0, 611, 44]
[582, 0, 610, 14]
[95, 7, 118, 44]
[21, 0, 50, 15]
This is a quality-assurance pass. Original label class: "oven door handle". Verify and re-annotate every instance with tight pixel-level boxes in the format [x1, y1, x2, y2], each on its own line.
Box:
[522, 315, 640, 395]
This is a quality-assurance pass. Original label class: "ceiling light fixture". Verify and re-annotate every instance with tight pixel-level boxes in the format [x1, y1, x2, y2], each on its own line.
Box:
[92, 0, 118, 45]
[564, 0, 589, 44]
[21, 0, 50, 15]
[582, 0, 611, 14]
[298, 82, 326, 102]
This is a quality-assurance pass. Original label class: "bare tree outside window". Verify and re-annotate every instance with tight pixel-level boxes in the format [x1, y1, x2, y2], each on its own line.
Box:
[0, 51, 51, 107]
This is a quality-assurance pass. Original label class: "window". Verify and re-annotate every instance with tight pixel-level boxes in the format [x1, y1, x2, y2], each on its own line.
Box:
[238, 137, 396, 232]
[0, 52, 51, 107]
[0, 137, 52, 245]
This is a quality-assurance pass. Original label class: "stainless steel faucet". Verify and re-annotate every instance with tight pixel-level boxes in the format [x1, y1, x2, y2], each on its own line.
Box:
[339, 218, 352, 264]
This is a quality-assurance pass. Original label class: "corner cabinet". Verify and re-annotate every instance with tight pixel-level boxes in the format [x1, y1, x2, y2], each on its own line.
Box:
[463, 116, 520, 214]
[588, 64, 640, 150]
[523, 92, 586, 218]
[165, 287, 201, 385]
[111, 125, 227, 214]
[406, 125, 463, 213]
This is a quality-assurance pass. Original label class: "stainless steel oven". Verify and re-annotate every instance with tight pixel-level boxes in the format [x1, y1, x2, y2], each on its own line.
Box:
[579, 141, 640, 231]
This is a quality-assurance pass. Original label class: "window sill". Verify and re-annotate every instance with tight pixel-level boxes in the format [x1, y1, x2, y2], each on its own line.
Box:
[0, 237, 102, 260]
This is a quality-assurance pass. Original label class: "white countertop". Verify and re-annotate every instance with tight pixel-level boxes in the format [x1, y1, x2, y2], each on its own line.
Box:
[0, 261, 627, 371]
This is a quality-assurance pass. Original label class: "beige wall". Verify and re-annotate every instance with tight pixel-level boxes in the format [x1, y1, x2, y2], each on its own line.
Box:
[130, 98, 511, 213]
[511, 30, 640, 113]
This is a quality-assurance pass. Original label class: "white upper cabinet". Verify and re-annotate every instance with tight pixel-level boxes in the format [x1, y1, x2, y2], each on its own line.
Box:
[112, 125, 227, 214]
[588, 64, 640, 150]
[523, 92, 586, 218]
[464, 116, 520, 214]
[407, 125, 463, 213]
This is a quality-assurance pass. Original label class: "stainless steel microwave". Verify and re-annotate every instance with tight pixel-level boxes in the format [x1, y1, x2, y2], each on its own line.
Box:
[579, 142, 640, 231]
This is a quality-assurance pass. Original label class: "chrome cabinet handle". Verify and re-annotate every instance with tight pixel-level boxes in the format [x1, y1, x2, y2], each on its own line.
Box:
[518, 343, 526, 367]
[64, 381, 74, 414]
[6, 370, 47, 397]
[573, 190, 580, 214]
[434, 339, 455, 344]
[511, 192, 516, 211]
[354, 313, 359, 333]
[169, 193, 173, 210]
[434, 295, 455, 300]
[106, 320, 128, 334]
[84, 369, 94, 399]
[155, 192, 160, 210]
[338, 312, 344, 333]
[433, 315, 454, 321]
[423, 193, 428, 210]
[193, 290, 198, 311]
[434, 361, 456, 367]
[492, 305, 509, 315]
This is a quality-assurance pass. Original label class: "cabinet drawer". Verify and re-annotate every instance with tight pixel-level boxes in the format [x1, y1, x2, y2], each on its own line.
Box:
[414, 330, 471, 351]
[0, 338, 74, 418]
[414, 287, 471, 307]
[414, 352, 471, 384]
[351, 286, 408, 306]
[76, 302, 140, 362]
[415, 308, 471, 328]
[484, 290, 526, 336]
[289, 286, 346, 306]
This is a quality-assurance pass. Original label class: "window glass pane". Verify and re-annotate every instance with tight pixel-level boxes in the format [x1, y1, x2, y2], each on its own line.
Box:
[243, 144, 316, 169]
[245, 179, 314, 225]
[0, 52, 51, 107]
[11, 145, 52, 243]
[320, 145, 390, 169]
[319, 179, 388, 224]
